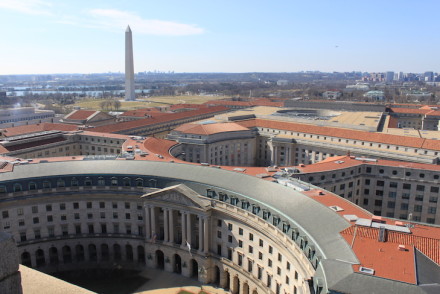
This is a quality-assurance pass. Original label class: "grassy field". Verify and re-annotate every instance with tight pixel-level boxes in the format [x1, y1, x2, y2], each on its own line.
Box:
[71, 95, 230, 111]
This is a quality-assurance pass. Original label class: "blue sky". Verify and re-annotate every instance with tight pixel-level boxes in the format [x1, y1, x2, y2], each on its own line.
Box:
[1, 0, 439, 74]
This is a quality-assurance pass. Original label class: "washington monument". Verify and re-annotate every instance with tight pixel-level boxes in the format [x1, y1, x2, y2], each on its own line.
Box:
[125, 25, 135, 101]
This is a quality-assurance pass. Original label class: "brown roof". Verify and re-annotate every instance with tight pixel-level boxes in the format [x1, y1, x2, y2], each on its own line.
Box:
[65, 110, 98, 120]
[174, 122, 249, 135]
[237, 118, 440, 150]
[92, 106, 228, 134]
[2, 123, 78, 137]
[390, 108, 430, 115]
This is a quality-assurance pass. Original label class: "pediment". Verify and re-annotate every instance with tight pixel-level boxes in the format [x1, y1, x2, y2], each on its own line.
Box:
[142, 184, 210, 210]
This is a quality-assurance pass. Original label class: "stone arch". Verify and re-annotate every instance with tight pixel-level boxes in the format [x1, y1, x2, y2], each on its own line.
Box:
[137, 245, 145, 264]
[49, 247, 59, 265]
[252, 289, 258, 294]
[190, 259, 198, 278]
[21, 251, 32, 267]
[243, 281, 250, 294]
[213, 265, 220, 286]
[155, 250, 164, 270]
[173, 254, 182, 274]
[75, 244, 84, 262]
[113, 244, 122, 261]
[36, 249, 45, 267]
[232, 275, 240, 294]
[222, 269, 231, 290]
[88, 244, 97, 261]
[62, 245, 72, 263]
[101, 244, 110, 261]
[126, 244, 133, 261]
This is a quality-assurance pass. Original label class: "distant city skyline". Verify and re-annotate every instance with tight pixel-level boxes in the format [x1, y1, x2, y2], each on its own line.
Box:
[1, 0, 440, 75]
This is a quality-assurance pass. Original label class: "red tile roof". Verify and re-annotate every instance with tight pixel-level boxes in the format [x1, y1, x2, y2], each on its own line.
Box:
[92, 106, 228, 134]
[237, 118, 440, 150]
[390, 108, 430, 115]
[65, 110, 98, 120]
[296, 155, 440, 173]
[173, 122, 249, 135]
[304, 187, 440, 284]
[1, 123, 78, 137]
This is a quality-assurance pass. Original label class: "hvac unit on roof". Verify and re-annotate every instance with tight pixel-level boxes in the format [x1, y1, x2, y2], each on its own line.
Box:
[359, 266, 375, 275]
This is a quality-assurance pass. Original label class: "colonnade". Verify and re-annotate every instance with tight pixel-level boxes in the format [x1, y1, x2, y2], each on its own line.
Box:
[144, 205, 209, 254]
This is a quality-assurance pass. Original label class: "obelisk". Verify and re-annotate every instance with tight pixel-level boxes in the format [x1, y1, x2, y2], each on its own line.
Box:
[125, 25, 135, 101]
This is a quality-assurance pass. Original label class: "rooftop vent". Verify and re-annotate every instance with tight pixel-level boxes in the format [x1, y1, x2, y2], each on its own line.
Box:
[378, 226, 387, 242]
[343, 214, 359, 222]
[317, 190, 325, 196]
[372, 215, 384, 223]
[335, 160, 345, 164]
[398, 245, 407, 251]
[359, 266, 375, 275]
[329, 206, 344, 212]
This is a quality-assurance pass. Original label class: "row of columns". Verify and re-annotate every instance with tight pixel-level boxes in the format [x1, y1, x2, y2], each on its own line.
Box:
[24, 243, 144, 268]
[145, 205, 209, 254]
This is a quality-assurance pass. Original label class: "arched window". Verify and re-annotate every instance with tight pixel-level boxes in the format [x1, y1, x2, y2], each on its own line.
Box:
[42, 181, 51, 189]
[13, 183, 22, 192]
[98, 177, 105, 186]
[0, 186, 6, 193]
[84, 177, 92, 186]
[123, 177, 131, 187]
[149, 179, 157, 188]
[57, 179, 65, 188]
[71, 177, 78, 186]
[135, 178, 143, 187]
[111, 177, 118, 186]
[28, 182, 37, 190]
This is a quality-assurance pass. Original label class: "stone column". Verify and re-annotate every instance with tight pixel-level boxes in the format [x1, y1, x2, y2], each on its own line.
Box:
[144, 205, 151, 239]
[169, 209, 174, 244]
[198, 216, 203, 251]
[0, 233, 22, 294]
[203, 217, 209, 253]
[181, 211, 186, 246]
[164, 208, 169, 242]
[186, 213, 192, 246]
[151, 206, 156, 240]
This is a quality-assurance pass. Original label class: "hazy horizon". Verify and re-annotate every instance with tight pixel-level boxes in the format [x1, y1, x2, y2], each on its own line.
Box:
[1, 0, 440, 75]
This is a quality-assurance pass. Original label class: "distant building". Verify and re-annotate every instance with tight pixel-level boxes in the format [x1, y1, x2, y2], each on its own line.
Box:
[276, 80, 289, 86]
[0, 107, 56, 129]
[322, 90, 342, 99]
[385, 71, 394, 82]
[345, 83, 370, 91]
[364, 90, 385, 101]
[424, 71, 434, 82]
[60, 110, 116, 127]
